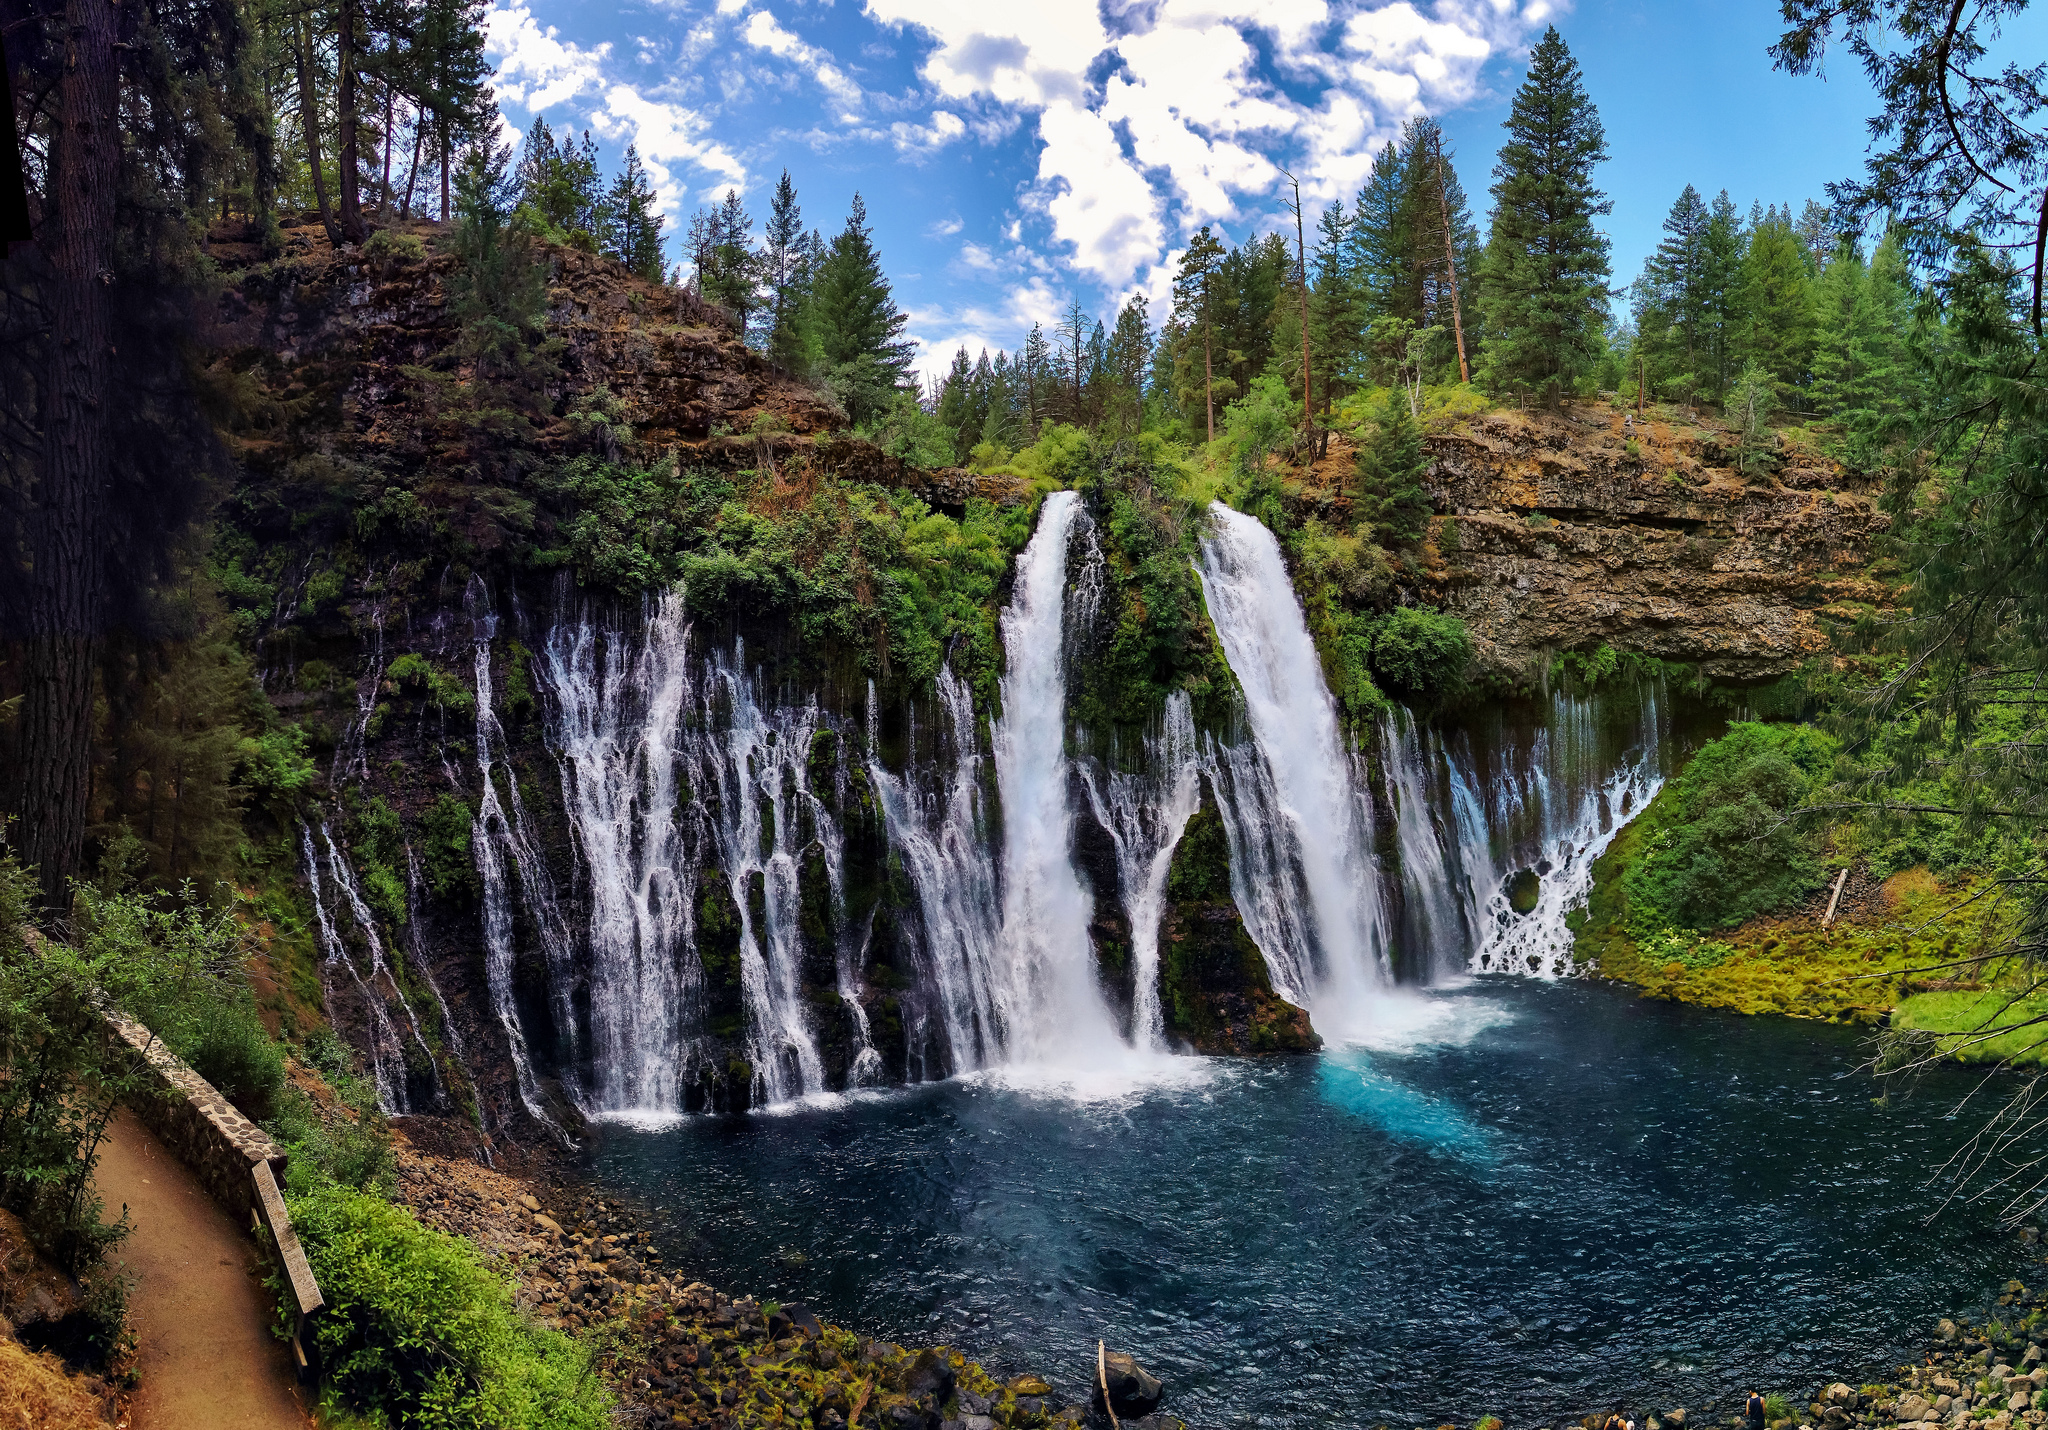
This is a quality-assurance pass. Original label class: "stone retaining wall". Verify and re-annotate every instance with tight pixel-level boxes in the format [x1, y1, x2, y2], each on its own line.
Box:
[101, 1009, 286, 1225]
[99, 1009, 324, 1340]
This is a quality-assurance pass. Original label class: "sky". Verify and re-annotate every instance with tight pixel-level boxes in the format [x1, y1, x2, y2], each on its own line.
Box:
[479, 0, 1946, 386]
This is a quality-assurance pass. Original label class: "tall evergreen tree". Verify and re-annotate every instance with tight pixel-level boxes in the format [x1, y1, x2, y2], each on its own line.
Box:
[1737, 207, 1818, 404]
[763, 172, 809, 364]
[1103, 296, 1152, 438]
[1171, 227, 1226, 442]
[603, 146, 664, 281]
[810, 193, 914, 425]
[1355, 394, 1430, 546]
[1476, 26, 1613, 406]
[1309, 198, 1358, 410]
[1640, 185, 1712, 406]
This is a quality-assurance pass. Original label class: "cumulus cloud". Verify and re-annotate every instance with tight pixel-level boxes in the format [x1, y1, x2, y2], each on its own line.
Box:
[742, 9, 863, 110]
[487, 3, 745, 219]
[868, 0, 1564, 282]
[890, 110, 967, 156]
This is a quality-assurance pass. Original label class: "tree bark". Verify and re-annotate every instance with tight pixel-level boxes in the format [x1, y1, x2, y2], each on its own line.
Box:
[440, 116, 450, 222]
[1203, 321, 1214, 445]
[20, 0, 122, 914]
[293, 12, 339, 246]
[379, 73, 394, 216]
[336, 0, 365, 240]
[400, 103, 424, 217]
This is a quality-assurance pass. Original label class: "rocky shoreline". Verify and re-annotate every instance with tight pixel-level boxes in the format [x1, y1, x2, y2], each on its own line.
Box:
[384, 1121, 2048, 1430]
[387, 1131, 1181, 1429]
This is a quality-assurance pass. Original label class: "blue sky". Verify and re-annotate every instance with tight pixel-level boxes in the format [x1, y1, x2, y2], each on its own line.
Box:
[480, 0, 1950, 385]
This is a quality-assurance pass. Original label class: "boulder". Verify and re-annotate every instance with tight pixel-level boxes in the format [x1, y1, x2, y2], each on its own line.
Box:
[519, 1193, 541, 1212]
[2012, 1395, 2034, 1414]
[1898, 1395, 1932, 1420]
[1101, 1351, 1164, 1416]
[1942, 1321, 1963, 1343]
[782, 1301, 823, 1339]
[1128, 1418, 1189, 1430]
[905, 1348, 956, 1402]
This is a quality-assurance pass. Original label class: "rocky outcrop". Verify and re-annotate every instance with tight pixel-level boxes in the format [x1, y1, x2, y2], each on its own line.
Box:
[1420, 407, 1893, 681]
[1157, 787, 1319, 1055]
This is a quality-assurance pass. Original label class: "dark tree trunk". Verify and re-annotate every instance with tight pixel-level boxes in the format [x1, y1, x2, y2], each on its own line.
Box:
[440, 116, 450, 222]
[20, 0, 122, 914]
[294, 13, 339, 246]
[336, 0, 365, 241]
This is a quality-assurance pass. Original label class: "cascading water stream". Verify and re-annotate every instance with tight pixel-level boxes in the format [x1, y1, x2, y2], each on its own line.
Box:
[1078, 693, 1201, 1049]
[688, 645, 832, 1106]
[467, 579, 577, 1140]
[988, 490, 1127, 1069]
[539, 590, 697, 1117]
[1195, 502, 1388, 1030]
[867, 667, 1005, 1076]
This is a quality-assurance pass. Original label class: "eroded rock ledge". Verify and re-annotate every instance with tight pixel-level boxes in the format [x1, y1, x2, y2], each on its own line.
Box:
[1420, 408, 1894, 681]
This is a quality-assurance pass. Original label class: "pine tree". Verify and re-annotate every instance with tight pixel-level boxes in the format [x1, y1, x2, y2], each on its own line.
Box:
[1641, 185, 1712, 407]
[1309, 198, 1358, 411]
[934, 346, 975, 461]
[1812, 229, 1916, 443]
[1355, 394, 1430, 546]
[1103, 296, 1152, 438]
[603, 146, 665, 282]
[1476, 26, 1613, 406]
[1171, 226, 1226, 442]
[1350, 140, 1414, 325]
[1702, 191, 1748, 398]
[414, 0, 491, 221]
[1020, 323, 1053, 439]
[1737, 207, 1818, 404]
[809, 193, 914, 425]
[763, 172, 808, 365]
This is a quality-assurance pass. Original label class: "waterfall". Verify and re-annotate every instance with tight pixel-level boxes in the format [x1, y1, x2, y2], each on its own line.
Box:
[1078, 693, 1201, 1050]
[1195, 502, 1388, 1029]
[537, 591, 697, 1117]
[868, 667, 1005, 1075]
[402, 842, 473, 1106]
[467, 580, 577, 1141]
[686, 645, 833, 1106]
[989, 490, 1127, 1068]
[1378, 682, 1670, 979]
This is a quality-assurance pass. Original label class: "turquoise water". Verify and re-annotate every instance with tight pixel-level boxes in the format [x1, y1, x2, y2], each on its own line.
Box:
[591, 981, 2021, 1428]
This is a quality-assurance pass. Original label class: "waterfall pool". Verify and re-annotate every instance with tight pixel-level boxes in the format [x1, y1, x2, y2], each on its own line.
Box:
[589, 979, 2015, 1429]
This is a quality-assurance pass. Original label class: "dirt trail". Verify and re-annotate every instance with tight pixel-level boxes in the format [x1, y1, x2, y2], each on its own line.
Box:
[91, 1108, 312, 1430]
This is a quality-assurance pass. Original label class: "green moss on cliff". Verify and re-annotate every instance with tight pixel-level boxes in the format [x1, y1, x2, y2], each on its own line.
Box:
[1158, 797, 1319, 1055]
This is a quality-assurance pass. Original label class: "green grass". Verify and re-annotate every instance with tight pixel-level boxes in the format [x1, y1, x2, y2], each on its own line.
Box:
[1891, 990, 2048, 1065]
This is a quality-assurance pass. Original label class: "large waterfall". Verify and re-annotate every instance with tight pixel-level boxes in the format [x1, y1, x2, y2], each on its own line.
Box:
[987, 491, 1131, 1070]
[409, 495, 1683, 1120]
[1195, 502, 1390, 1028]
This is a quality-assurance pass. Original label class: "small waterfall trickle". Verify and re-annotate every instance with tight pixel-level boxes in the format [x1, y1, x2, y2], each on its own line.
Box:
[989, 491, 1126, 1068]
[539, 590, 697, 1116]
[1078, 693, 1201, 1049]
[1378, 681, 1671, 978]
[868, 667, 1005, 1075]
[687, 645, 833, 1106]
[467, 580, 577, 1140]
[1196, 502, 1388, 1027]
[300, 820, 441, 1113]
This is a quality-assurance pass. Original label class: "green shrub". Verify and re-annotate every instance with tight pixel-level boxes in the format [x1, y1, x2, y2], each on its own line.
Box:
[385, 653, 476, 718]
[1369, 606, 1473, 698]
[174, 995, 287, 1122]
[1623, 722, 1834, 932]
[286, 1181, 610, 1429]
[364, 229, 426, 262]
[420, 795, 481, 903]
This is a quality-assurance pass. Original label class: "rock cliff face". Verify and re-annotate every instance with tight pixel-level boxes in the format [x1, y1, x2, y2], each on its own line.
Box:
[1419, 408, 1893, 681]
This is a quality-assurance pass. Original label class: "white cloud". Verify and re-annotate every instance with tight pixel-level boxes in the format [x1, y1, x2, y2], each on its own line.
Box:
[487, 3, 746, 223]
[890, 110, 966, 156]
[866, 0, 1564, 282]
[742, 9, 863, 109]
[486, 3, 610, 111]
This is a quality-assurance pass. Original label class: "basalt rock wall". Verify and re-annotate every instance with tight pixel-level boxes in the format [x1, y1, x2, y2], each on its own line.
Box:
[1420, 408, 1893, 681]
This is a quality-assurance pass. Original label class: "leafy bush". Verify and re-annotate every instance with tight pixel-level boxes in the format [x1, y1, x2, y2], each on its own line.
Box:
[1623, 722, 1835, 932]
[236, 725, 317, 808]
[365, 229, 426, 262]
[385, 654, 476, 718]
[858, 389, 956, 469]
[1369, 606, 1473, 698]
[286, 1181, 609, 1429]
[420, 795, 481, 903]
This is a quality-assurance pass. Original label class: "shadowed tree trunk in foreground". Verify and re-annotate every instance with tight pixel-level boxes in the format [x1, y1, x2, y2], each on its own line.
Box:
[18, 0, 121, 912]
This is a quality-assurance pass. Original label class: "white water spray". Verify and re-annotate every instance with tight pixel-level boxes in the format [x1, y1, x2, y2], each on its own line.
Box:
[1196, 502, 1388, 1028]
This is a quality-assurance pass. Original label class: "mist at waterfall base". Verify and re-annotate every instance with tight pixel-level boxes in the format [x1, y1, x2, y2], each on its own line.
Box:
[593, 981, 2010, 1430]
